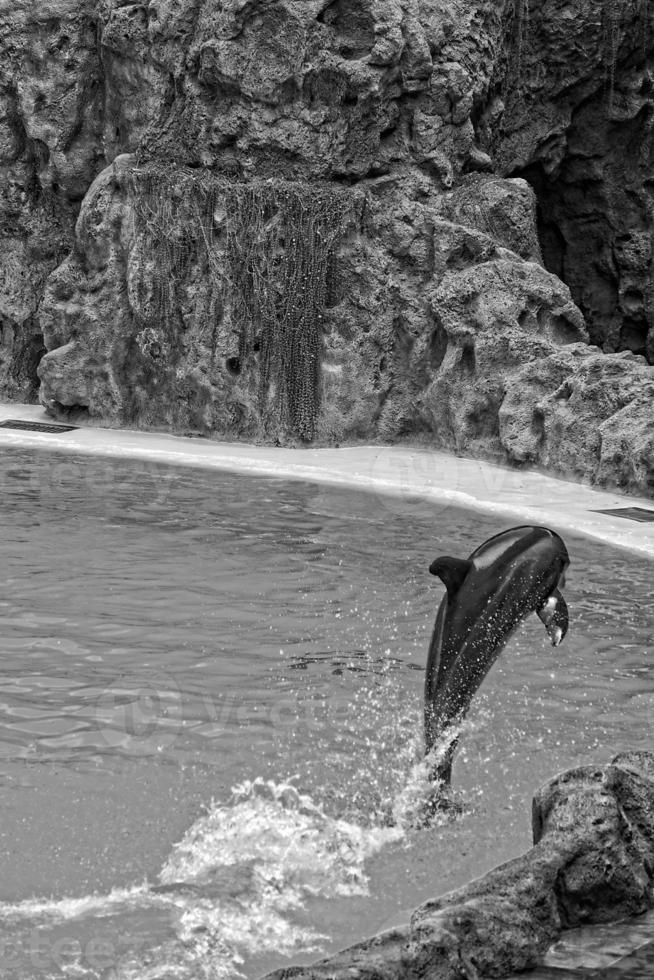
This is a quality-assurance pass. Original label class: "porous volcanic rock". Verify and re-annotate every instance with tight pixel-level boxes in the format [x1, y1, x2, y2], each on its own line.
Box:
[38, 153, 590, 451]
[500, 348, 654, 494]
[1, 0, 653, 495]
[260, 751, 654, 980]
[0, 0, 103, 400]
[421, 245, 588, 458]
[487, 0, 654, 362]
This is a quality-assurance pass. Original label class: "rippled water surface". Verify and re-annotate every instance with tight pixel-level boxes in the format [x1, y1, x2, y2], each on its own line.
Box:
[0, 446, 653, 978]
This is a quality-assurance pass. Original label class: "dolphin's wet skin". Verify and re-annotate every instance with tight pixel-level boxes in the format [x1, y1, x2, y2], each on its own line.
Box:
[424, 525, 570, 788]
[0, 447, 653, 978]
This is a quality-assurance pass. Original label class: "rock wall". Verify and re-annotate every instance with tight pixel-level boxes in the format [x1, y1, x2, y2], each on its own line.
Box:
[1, 0, 653, 494]
[260, 751, 654, 980]
[489, 0, 654, 363]
[0, 0, 103, 400]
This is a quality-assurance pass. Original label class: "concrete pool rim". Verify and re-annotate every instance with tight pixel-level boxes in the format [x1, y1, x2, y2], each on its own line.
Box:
[0, 402, 653, 561]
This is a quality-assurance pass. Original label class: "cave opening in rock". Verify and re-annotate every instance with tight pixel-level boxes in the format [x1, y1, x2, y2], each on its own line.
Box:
[513, 147, 653, 365]
[51, 402, 91, 422]
[619, 317, 649, 355]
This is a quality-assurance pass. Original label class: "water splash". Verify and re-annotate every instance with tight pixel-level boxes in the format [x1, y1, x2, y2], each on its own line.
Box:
[153, 778, 403, 976]
[0, 709, 478, 979]
[390, 719, 476, 828]
[161, 777, 401, 895]
[0, 779, 405, 980]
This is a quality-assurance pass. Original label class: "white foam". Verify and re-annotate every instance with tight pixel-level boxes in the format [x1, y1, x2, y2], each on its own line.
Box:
[160, 777, 402, 898]
[0, 779, 406, 979]
[150, 778, 404, 976]
[0, 884, 152, 922]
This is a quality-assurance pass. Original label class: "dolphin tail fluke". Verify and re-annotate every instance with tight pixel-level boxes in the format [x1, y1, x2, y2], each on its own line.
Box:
[428, 756, 453, 786]
[425, 727, 459, 786]
[537, 588, 569, 646]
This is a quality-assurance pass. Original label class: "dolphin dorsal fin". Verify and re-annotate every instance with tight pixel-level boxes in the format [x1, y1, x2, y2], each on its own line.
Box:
[429, 556, 472, 599]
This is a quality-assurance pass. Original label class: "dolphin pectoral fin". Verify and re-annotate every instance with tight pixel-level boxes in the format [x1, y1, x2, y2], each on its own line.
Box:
[429, 556, 472, 599]
[537, 589, 569, 646]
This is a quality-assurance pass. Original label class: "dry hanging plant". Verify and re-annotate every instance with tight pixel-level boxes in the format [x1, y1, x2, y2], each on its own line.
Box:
[127, 167, 358, 441]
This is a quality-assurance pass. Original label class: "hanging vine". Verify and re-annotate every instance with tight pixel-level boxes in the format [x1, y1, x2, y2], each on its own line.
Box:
[602, 0, 622, 109]
[501, 0, 649, 113]
[511, 0, 530, 84]
[126, 167, 358, 441]
[601, 0, 653, 109]
[222, 181, 356, 440]
[497, 0, 531, 99]
[126, 166, 223, 340]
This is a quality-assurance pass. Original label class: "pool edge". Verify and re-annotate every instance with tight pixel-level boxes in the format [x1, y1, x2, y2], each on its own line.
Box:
[1, 402, 653, 560]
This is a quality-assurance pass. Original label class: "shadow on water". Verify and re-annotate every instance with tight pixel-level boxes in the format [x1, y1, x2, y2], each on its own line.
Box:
[0, 447, 652, 977]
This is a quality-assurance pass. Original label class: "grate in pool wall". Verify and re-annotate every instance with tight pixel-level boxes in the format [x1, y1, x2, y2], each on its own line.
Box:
[592, 507, 654, 523]
[0, 419, 79, 433]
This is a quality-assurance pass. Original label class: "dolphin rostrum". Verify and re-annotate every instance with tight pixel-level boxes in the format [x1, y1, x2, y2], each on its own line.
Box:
[424, 525, 569, 785]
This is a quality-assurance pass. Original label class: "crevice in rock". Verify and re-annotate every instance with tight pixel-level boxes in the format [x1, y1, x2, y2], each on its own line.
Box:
[428, 319, 448, 372]
[513, 158, 652, 364]
[25, 138, 51, 202]
[460, 344, 476, 375]
[6, 319, 46, 403]
[620, 317, 649, 355]
[510, 96, 654, 365]
[5, 84, 27, 163]
[50, 402, 91, 422]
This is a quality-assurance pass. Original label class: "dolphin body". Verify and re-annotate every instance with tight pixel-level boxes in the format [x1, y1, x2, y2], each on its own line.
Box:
[424, 525, 569, 785]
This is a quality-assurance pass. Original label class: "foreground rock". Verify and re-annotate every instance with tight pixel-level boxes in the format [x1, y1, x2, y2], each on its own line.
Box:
[261, 751, 654, 980]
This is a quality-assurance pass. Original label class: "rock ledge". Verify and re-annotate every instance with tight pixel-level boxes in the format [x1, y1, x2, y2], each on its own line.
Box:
[261, 751, 654, 979]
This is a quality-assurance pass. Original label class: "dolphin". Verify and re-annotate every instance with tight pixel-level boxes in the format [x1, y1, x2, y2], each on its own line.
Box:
[424, 525, 569, 785]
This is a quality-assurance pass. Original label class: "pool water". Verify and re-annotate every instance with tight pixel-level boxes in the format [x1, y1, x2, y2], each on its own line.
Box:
[0, 446, 652, 979]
